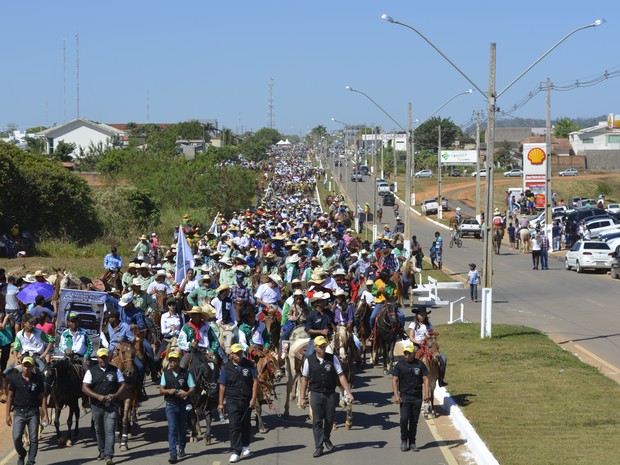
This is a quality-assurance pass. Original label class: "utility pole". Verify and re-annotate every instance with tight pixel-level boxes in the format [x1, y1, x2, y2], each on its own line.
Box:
[475, 110, 482, 220]
[545, 77, 552, 245]
[404, 103, 412, 252]
[437, 125, 443, 219]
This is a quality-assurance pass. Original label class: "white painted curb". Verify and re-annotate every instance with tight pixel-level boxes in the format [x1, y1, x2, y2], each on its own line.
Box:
[435, 386, 500, 465]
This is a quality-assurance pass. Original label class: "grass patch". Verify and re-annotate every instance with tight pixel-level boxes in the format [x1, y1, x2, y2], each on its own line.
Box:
[439, 323, 620, 465]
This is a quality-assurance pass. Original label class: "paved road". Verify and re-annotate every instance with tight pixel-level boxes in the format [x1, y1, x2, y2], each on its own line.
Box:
[0, 368, 461, 465]
[338, 161, 620, 377]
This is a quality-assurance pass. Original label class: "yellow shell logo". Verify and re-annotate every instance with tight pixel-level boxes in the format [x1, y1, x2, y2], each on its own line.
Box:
[527, 147, 546, 165]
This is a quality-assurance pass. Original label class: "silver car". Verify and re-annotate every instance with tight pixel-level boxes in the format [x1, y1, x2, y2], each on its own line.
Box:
[565, 240, 613, 273]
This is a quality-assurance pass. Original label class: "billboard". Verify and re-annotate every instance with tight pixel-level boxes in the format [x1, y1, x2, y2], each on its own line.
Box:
[522, 143, 547, 209]
[55, 289, 107, 356]
[439, 150, 477, 165]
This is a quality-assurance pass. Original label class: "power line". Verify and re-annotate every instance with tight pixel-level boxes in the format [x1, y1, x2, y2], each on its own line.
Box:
[502, 65, 620, 116]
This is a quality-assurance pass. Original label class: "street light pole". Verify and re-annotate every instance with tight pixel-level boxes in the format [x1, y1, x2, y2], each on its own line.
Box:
[381, 13, 605, 338]
[437, 125, 443, 219]
[545, 77, 552, 248]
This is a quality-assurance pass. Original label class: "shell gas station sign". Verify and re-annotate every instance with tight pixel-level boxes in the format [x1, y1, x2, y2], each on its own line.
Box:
[522, 143, 547, 208]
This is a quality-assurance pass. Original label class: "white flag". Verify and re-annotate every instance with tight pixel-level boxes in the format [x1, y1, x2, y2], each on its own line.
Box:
[174, 225, 195, 284]
[208, 213, 220, 237]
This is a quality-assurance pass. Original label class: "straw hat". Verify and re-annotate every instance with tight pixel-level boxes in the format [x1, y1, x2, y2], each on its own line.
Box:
[334, 288, 347, 297]
[185, 306, 204, 315]
[139, 234, 148, 240]
[218, 257, 233, 266]
[33, 270, 47, 277]
[268, 274, 284, 287]
[365, 279, 374, 286]
[288, 254, 300, 264]
[202, 303, 216, 319]
[216, 283, 231, 293]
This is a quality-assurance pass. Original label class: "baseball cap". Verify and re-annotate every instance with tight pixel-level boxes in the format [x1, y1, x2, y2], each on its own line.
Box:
[168, 351, 181, 360]
[402, 343, 415, 354]
[22, 356, 35, 366]
[68, 312, 79, 321]
[230, 343, 244, 353]
[97, 348, 110, 358]
[314, 336, 328, 346]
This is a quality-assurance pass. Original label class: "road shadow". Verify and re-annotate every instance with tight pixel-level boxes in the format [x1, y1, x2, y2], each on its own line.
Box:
[250, 443, 306, 458]
[421, 438, 468, 450]
[443, 393, 476, 411]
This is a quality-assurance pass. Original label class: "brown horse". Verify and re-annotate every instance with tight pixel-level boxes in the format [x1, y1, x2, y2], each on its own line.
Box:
[99, 269, 123, 291]
[373, 300, 402, 375]
[355, 300, 372, 367]
[416, 332, 441, 418]
[493, 227, 504, 255]
[248, 348, 279, 434]
[110, 340, 141, 451]
[390, 271, 406, 306]
[260, 306, 281, 353]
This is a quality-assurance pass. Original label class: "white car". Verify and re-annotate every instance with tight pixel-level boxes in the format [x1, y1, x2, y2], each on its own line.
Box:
[414, 170, 433, 178]
[606, 204, 620, 214]
[559, 168, 578, 176]
[471, 169, 487, 177]
[565, 240, 613, 273]
[503, 169, 523, 177]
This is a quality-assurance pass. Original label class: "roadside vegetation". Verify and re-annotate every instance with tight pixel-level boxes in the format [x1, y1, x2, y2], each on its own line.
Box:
[440, 323, 620, 465]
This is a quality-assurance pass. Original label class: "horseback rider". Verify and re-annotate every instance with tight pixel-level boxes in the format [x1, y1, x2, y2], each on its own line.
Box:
[280, 289, 309, 361]
[59, 312, 93, 367]
[187, 274, 216, 308]
[369, 268, 404, 334]
[212, 284, 236, 325]
[156, 297, 184, 365]
[9, 314, 54, 374]
[121, 263, 138, 293]
[455, 207, 462, 228]
[103, 308, 146, 386]
[103, 246, 123, 272]
[238, 307, 271, 355]
[304, 291, 334, 357]
[407, 308, 448, 387]
[177, 306, 220, 369]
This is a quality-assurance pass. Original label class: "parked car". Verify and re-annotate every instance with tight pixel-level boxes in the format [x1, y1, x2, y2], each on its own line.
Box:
[459, 218, 481, 238]
[471, 169, 487, 177]
[382, 193, 396, 206]
[414, 170, 433, 178]
[568, 197, 588, 208]
[449, 169, 461, 177]
[421, 197, 448, 215]
[351, 172, 363, 182]
[503, 169, 523, 177]
[565, 240, 613, 273]
[606, 203, 620, 214]
[559, 168, 578, 176]
[359, 165, 369, 176]
[575, 198, 597, 209]
[376, 178, 386, 185]
[611, 252, 620, 279]
[584, 217, 620, 238]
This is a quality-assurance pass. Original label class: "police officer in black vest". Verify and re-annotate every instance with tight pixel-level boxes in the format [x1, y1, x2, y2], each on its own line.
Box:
[159, 350, 195, 464]
[5, 356, 49, 465]
[392, 342, 429, 452]
[82, 347, 127, 465]
[218, 343, 258, 464]
[300, 335, 354, 458]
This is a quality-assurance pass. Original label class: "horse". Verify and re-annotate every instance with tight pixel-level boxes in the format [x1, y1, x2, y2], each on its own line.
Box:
[373, 301, 402, 375]
[519, 228, 531, 254]
[354, 300, 372, 368]
[259, 305, 281, 354]
[400, 259, 418, 302]
[493, 227, 504, 255]
[214, 321, 239, 356]
[416, 332, 441, 419]
[248, 347, 279, 434]
[110, 340, 141, 451]
[389, 271, 406, 306]
[332, 324, 354, 430]
[283, 327, 310, 416]
[99, 269, 123, 292]
[44, 357, 83, 446]
[187, 349, 220, 445]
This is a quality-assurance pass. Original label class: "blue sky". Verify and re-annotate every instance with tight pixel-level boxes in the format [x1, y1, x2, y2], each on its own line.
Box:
[2, 1, 618, 136]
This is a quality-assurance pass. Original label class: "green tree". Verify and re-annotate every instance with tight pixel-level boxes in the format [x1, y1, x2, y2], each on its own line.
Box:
[0, 141, 100, 241]
[97, 149, 128, 175]
[495, 141, 514, 168]
[52, 140, 77, 161]
[554, 118, 579, 139]
[414, 117, 463, 151]
[95, 186, 161, 238]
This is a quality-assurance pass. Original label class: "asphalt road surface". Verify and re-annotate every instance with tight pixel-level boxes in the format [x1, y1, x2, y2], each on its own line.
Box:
[0, 369, 461, 465]
[338, 163, 620, 378]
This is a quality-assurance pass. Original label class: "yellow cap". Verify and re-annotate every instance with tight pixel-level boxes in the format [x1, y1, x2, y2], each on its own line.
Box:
[97, 348, 110, 357]
[402, 343, 415, 354]
[168, 351, 181, 359]
[230, 343, 244, 353]
[314, 335, 328, 346]
[22, 356, 35, 366]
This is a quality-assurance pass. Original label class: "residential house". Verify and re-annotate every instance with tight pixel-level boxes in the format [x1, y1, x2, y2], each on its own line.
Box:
[35, 118, 124, 157]
[569, 114, 620, 169]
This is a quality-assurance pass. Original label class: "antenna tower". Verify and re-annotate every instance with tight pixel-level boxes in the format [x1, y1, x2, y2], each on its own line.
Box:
[268, 77, 275, 129]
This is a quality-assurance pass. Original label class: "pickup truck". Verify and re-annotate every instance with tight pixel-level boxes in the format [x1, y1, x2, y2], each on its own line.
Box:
[377, 182, 391, 196]
[421, 197, 448, 215]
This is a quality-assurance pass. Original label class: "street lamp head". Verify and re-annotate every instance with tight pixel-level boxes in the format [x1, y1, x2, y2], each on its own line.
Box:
[381, 14, 395, 23]
[467, 89, 474, 94]
[346, 85, 353, 91]
[331, 118, 336, 122]
[593, 18, 605, 26]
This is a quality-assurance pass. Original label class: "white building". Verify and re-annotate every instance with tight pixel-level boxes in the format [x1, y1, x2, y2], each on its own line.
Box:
[35, 118, 125, 158]
[569, 114, 620, 154]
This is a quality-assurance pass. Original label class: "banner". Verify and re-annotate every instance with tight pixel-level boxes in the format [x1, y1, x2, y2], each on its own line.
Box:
[175, 225, 195, 284]
[522, 143, 547, 208]
[439, 150, 477, 165]
[56, 289, 107, 355]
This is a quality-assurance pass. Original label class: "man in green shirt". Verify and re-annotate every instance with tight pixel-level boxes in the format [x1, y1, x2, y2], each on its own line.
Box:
[187, 275, 216, 308]
[121, 263, 139, 292]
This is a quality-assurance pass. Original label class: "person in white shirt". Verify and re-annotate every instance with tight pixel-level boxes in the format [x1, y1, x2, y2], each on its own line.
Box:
[147, 270, 173, 296]
[211, 285, 236, 325]
[2, 276, 23, 331]
[407, 308, 448, 387]
[254, 275, 283, 313]
[156, 297, 184, 364]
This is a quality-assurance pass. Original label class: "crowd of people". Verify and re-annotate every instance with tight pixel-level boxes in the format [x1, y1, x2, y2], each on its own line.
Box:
[0, 144, 444, 465]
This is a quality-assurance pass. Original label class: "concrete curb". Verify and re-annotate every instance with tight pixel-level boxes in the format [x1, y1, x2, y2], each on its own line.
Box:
[435, 386, 500, 465]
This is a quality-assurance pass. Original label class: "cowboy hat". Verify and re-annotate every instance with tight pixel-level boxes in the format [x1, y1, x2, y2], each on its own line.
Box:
[202, 303, 216, 319]
[218, 257, 233, 266]
[200, 264, 209, 272]
[332, 268, 346, 276]
[310, 291, 330, 302]
[139, 234, 148, 240]
[365, 279, 374, 286]
[139, 263, 150, 269]
[264, 252, 276, 259]
[216, 283, 231, 293]
[198, 274, 212, 284]
[185, 306, 204, 314]
[293, 289, 304, 296]
[494, 208, 501, 215]
[334, 288, 347, 297]
[33, 270, 47, 277]
[268, 274, 284, 287]
[131, 278, 143, 287]
[22, 274, 35, 283]
[119, 294, 134, 307]
[288, 254, 300, 264]
[155, 269, 167, 278]
[127, 261, 139, 269]
[107, 287, 121, 297]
